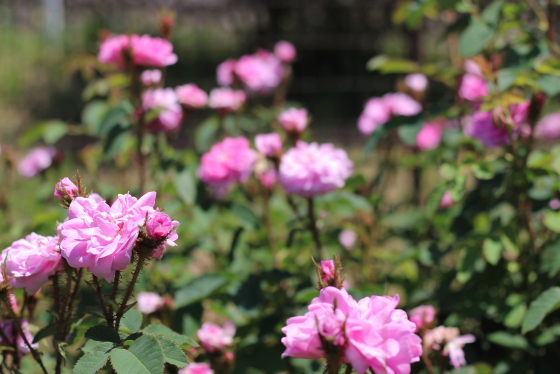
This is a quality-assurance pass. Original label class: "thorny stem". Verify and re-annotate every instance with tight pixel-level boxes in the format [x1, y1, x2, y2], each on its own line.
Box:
[115, 253, 147, 330]
[307, 197, 323, 260]
[110, 270, 121, 308]
[91, 275, 113, 328]
[0, 293, 48, 374]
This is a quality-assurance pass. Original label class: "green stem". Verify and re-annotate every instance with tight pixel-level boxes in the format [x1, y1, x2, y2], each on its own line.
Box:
[91, 275, 113, 328]
[307, 197, 323, 259]
[114, 253, 147, 330]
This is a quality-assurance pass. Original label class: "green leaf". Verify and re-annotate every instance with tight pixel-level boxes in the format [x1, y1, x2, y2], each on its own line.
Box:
[504, 303, 527, 328]
[142, 324, 199, 347]
[522, 287, 560, 334]
[194, 116, 219, 153]
[482, 0, 504, 25]
[153, 335, 188, 368]
[98, 106, 129, 137]
[174, 168, 197, 205]
[397, 120, 423, 145]
[73, 342, 115, 374]
[487, 331, 529, 350]
[103, 126, 131, 161]
[82, 100, 109, 134]
[497, 69, 517, 91]
[543, 211, 560, 233]
[120, 310, 142, 334]
[540, 240, 560, 277]
[173, 274, 227, 308]
[85, 325, 121, 344]
[33, 323, 55, 344]
[43, 121, 68, 144]
[459, 20, 494, 57]
[537, 75, 560, 96]
[425, 184, 447, 217]
[231, 204, 260, 228]
[483, 238, 503, 265]
[110, 335, 164, 374]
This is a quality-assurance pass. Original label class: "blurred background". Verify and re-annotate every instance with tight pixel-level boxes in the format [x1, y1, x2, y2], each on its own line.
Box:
[0, 0, 449, 147]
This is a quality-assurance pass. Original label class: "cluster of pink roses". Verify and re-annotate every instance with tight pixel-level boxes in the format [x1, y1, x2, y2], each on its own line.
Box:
[281, 286, 422, 374]
[409, 305, 475, 369]
[98, 34, 177, 69]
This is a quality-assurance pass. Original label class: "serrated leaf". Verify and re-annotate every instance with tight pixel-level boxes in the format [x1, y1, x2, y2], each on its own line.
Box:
[153, 335, 188, 368]
[522, 287, 560, 334]
[459, 20, 494, 57]
[85, 325, 121, 344]
[174, 274, 227, 308]
[120, 310, 142, 334]
[73, 342, 115, 374]
[142, 324, 198, 347]
[110, 335, 164, 374]
[33, 323, 55, 344]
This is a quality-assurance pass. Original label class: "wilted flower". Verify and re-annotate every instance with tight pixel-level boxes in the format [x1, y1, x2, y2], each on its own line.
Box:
[54, 177, 79, 198]
[409, 305, 436, 331]
[137, 292, 164, 314]
[198, 137, 257, 191]
[142, 88, 183, 133]
[198, 321, 236, 353]
[0, 320, 38, 357]
[274, 41, 296, 63]
[255, 133, 283, 157]
[178, 363, 214, 374]
[278, 108, 308, 134]
[1, 233, 61, 294]
[279, 141, 353, 197]
[338, 230, 357, 250]
[141, 69, 162, 86]
[18, 147, 57, 178]
[208, 88, 246, 115]
[176, 84, 208, 109]
[281, 287, 422, 374]
[58, 192, 158, 281]
[405, 73, 428, 92]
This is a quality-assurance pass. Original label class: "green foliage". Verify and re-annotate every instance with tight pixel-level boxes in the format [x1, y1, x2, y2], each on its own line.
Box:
[73, 342, 116, 374]
[522, 287, 560, 334]
[85, 326, 121, 344]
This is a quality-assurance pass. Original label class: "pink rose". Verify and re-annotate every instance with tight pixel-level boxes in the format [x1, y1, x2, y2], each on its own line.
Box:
[98, 34, 177, 69]
[178, 363, 214, 374]
[463, 111, 510, 147]
[535, 112, 560, 139]
[141, 69, 162, 86]
[97, 35, 130, 69]
[384, 93, 423, 116]
[58, 192, 157, 281]
[146, 211, 179, 259]
[18, 147, 57, 178]
[278, 108, 308, 133]
[216, 59, 237, 86]
[197, 321, 236, 353]
[176, 84, 208, 109]
[439, 190, 454, 209]
[130, 35, 177, 67]
[279, 141, 353, 197]
[54, 177, 79, 198]
[459, 75, 488, 101]
[198, 137, 257, 190]
[409, 305, 436, 331]
[338, 230, 357, 250]
[550, 199, 560, 210]
[274, 41, 296, 63]
[416, 121, 445, 150]
[255, 133, 283, 157]
[208, 88, 246, 115]
[137, 292, 164, 314]
[0, 320, 38, 357]
[404, 73, 428, 92]
[1, 233, 61, 294]
[320, 260, 335, 283]
[234, 50, 283, 93]
[281, 287, 422, 374]
[259, 169, 277, 189]
[142, 88, 183, 133]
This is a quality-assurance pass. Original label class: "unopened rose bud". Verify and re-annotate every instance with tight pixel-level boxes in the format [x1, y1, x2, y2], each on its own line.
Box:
[54, 177, 79, 198]
[146, 212, 175, 241]
[313, 257, 344, 289]
[320, 260, 335, 283]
